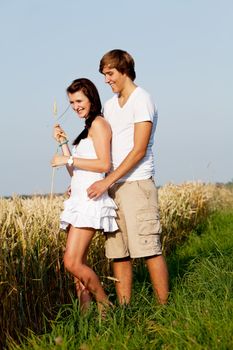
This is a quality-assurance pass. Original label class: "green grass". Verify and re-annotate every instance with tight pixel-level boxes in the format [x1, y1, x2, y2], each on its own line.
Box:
[7, 210, 233, 350]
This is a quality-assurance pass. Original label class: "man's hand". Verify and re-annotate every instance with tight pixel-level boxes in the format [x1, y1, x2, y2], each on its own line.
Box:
[87, 179, 109, 199]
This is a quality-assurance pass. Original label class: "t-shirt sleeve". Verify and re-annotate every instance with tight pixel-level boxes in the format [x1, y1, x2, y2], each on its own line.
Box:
[133, 91, 158, 125]
[103, 101, 109, 121]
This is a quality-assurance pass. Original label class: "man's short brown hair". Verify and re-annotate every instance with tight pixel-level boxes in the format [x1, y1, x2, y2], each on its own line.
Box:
[99, 49, 136, 81]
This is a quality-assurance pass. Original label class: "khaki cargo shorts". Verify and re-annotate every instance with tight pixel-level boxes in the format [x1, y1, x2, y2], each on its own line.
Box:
[105, 178, 162, 259]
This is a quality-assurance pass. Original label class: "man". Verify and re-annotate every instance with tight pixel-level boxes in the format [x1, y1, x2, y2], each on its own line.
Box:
[87, 49, 169, 304]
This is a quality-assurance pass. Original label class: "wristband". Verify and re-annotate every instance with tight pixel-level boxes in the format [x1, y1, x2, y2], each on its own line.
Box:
[59, 139, 69, 147]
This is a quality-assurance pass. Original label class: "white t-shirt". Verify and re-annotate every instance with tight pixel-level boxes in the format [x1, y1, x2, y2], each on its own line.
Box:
[104, 86, 158, 182]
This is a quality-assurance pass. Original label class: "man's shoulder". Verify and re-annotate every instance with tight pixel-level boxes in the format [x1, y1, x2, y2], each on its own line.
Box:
[131, 87, 156, 111]
[103, 95, 118, 117]
[134, 86, 152, 100]
[104, 94, 117, 106]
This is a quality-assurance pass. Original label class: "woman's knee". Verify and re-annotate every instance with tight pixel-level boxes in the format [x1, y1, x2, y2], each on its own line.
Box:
[64, 252, 82, 275]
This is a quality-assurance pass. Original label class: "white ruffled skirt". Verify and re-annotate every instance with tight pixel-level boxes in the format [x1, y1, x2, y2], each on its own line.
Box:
[60, 192, 118, 232]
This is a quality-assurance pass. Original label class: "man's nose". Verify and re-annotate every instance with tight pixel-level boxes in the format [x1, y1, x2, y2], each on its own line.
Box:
[105, 75, 110, 83]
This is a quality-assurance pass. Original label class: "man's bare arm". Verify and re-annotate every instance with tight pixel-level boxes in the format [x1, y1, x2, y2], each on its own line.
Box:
[87, 121, 152, 199]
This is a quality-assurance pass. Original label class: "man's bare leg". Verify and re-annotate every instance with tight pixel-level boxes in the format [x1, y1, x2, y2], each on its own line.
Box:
[145, 255, 169, 304]
[113, 257, 132, 304]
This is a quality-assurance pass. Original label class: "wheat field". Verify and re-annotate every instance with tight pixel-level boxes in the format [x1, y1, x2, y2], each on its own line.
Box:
[0, 182, 232, 346]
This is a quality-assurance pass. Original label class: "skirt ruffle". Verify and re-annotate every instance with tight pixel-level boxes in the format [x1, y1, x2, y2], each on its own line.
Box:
[60, 195, 118, 232]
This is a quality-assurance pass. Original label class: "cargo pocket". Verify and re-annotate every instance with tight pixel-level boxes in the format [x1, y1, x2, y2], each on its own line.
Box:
[136, 209, 162, 249]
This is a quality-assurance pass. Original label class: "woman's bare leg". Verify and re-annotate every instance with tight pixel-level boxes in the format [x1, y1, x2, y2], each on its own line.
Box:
[74, 246, 92, 312]
[64, 226, 110, 311]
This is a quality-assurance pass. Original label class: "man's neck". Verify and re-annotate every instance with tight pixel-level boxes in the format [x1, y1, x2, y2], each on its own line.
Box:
[118, 80, 137, 107]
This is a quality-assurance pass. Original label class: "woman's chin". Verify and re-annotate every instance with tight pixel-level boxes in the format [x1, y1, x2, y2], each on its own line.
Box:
[77, 113, 85, 119]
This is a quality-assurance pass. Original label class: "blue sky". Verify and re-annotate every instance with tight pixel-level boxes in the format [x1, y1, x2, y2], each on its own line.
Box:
[0, 0, 232, 196]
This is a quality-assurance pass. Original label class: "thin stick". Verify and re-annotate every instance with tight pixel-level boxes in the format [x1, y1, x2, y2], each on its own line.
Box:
[101, 276, 120, 283]
[50, 168, 55, 200]
[50, 100, 58, 200]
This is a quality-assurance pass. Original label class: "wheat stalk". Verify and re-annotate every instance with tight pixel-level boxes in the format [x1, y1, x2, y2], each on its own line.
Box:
[50, 100, 58, 199]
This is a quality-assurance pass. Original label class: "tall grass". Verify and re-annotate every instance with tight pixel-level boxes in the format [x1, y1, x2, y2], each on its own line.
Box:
[0, 183, 232, 348]
[159, 182, 233, 252]
[0, 196, 68, 345]
[7, 210, 233, 350]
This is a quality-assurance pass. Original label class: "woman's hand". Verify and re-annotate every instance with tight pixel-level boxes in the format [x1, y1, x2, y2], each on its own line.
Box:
[53, 124, 68, 142]
[51, 154, 68, 167]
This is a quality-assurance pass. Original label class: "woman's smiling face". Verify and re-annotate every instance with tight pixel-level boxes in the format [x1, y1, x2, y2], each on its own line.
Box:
[68, 90, 91, 119]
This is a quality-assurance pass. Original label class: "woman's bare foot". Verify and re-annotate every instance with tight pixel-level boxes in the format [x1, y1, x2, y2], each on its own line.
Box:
[80, 288, 92, 313]
[97, 300, 113, 319]
[75, 278, 92, 313]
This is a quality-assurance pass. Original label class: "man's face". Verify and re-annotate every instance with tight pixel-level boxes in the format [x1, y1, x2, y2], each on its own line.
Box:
[102, 67, 126, 93]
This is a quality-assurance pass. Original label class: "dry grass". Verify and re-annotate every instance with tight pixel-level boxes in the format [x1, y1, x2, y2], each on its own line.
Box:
[0, 196, 69, 344]
[159, 182, 233, 252]
[0, 182, 232, 347]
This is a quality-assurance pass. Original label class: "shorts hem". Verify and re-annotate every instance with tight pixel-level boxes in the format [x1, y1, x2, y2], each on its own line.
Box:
[130, 251, 162, 259]
[105, 251, 162, 259]
[105, 253, 130, 260]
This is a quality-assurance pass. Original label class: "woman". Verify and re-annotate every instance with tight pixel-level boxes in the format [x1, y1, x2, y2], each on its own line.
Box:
[51, 78, 117, 313]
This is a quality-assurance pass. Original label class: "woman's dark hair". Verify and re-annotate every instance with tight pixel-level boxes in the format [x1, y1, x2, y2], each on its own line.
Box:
[66, 78, 102, 145]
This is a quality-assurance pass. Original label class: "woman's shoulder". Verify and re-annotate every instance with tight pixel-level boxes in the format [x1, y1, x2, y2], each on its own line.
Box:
[90, 115, 111, 136]
[92, 115, 110, 128]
